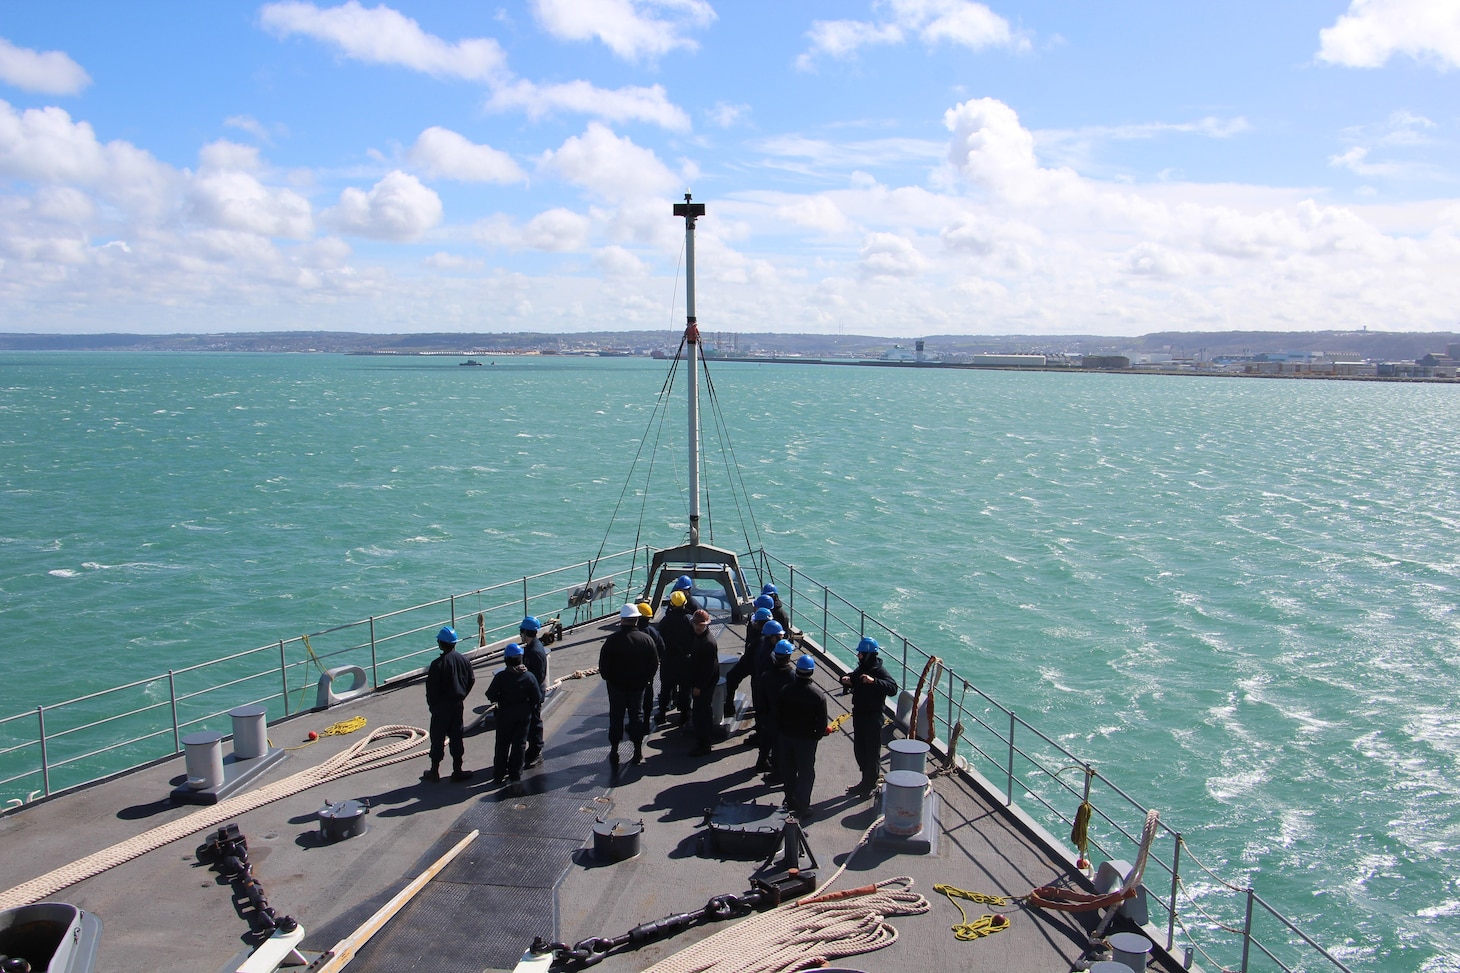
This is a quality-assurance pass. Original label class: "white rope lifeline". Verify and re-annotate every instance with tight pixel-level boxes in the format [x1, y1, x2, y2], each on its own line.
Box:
[0, 723, 427, 910]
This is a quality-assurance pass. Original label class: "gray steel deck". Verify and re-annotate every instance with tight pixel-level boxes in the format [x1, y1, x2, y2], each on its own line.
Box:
[0, 618, 1177, 973]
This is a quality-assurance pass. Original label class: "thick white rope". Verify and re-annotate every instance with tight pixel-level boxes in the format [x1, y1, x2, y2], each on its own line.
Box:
[641, 876, 929, 973]
[0, 723, 427, 910]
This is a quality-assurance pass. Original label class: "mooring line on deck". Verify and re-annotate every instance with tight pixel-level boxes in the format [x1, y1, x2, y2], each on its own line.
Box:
[0, 724, 428, 910]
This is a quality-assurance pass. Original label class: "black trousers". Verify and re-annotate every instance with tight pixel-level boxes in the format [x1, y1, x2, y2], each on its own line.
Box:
[852, 710, 882, 784]
[607, 683, 648, 746]
[428, 702, 465, 767]
[494, 708, 531, 780]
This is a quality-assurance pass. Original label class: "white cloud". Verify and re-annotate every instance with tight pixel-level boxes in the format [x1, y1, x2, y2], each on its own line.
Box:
[224, 115, 276, 145]
[470, 208, 591, 252]
[777, 196, 856, 235]
[486, 79, 691, 131]
[538, 123, 681, 203]
[594, 244, 649, 276]
[708, 102, 750, 128]
[260, 1, 508, 81]
[0, 37, 91, 95]
[531, 0, 715, 62]
[326, 170, 442, 241]
[859, 231, 926, 278]
[0, 100, 177, 217]
[407, 127, 525, 183]
[1317, 0, 1460, 70]
[797, 0, 1024, 70]
[189, 141, 313, 239]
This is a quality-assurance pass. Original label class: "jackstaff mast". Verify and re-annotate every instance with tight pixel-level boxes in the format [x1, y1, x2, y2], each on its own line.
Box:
[674, 193, 706, 547]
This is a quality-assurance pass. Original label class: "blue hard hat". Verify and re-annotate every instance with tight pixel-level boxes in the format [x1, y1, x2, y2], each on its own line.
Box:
[504, 641, 523, 658]
[773, 639, 795, 656]
[857, 637, 880, 654]
[751, 607, 772, 623]
[762, 583, 777, 596]
[753, 594, 774, 611]
[674, 575, 693, 591]
[520, 616, 541, 632]
[437, 626, 458, 645]
[795, 655, 816, 674]
[763, 620, 785, 637]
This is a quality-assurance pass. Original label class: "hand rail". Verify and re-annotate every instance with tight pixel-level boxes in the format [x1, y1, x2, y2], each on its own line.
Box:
[753, 549, 1354, 973]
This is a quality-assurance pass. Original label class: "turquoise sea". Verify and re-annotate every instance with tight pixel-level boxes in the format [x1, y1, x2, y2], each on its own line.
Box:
[2, 352, 1458, 973]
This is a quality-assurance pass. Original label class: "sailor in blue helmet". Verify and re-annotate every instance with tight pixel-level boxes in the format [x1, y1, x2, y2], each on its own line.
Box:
[485, 642, 543, 794]
[518, 617, 549, 769]
[761, 583, 791, 629]
[423, 626, 475, 782]
[721, 605, 772, 719]
[777, 654, 831, 822]
[745, 619, 786, 764]
[841, 637, 898, 795]
[754, 639, 798, 783]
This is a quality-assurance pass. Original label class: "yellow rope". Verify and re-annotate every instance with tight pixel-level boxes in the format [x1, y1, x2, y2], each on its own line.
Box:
[934, 884, 1013, 941]
[278, 716, 369, 750]
[827, 712, 851, 734]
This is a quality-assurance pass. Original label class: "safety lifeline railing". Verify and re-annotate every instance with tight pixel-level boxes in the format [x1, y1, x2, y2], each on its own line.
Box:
[753, 549, 1353, 973]
[0, 547, 652, 807]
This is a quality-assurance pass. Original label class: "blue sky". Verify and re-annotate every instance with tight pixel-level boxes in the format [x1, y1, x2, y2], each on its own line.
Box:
[1, 1, 1457, 336]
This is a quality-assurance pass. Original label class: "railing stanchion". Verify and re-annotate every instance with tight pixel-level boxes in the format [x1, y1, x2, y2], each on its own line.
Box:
[168, 670, 180, 753]
[1006, 710, 1016, 805]
[369, 617, 379, 689]
[788, 565, 795, 628]
[945, 667, 954, 746]
[902, 636, 909, 691]
[37, 706, 50, 797]
[859, 608, 865, 641]
[522, 577, 529, 617]
[450, 594, 457, 631]
[1168, 832, 1183, 951]
[279, 640, 290, 718]
[1241, 887, 1255, 973]
[822, 586, 829, 651]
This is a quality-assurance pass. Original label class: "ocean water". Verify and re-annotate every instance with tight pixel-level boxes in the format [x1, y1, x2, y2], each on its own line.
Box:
[2, 352, 1458, 972]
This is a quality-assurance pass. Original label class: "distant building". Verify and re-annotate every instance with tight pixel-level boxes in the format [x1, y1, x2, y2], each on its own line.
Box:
[969, 353, 1046, 367]
[1083, 355, 1130, 370]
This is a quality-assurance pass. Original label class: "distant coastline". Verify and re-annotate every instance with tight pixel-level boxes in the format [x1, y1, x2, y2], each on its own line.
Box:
[2, 329, 1457, 382]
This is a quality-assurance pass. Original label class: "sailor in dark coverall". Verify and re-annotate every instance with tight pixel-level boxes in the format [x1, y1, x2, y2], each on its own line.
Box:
[754, 639, 797, 782]
[686, 609, 721, 756]
[840, 637, 898, 794]
[599, 604, 660, 768]
[485, 642, 543, 791]
[721, 604, 771, 718]
[518, 616, 549, 768]
[777, 654, 831, 821]
[745, 619, 785, 765]
[636, 601, 666, 726]
[760, 583, 792, 631]
[655, 576, 699, 725]
[424, 626, 475, 782]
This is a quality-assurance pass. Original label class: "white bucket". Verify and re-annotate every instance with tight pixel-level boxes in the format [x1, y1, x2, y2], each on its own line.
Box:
[888, 738, 930, 773]
[1107, 932, 1152, 972]
[182, 730, 225, 789]
[881, 769, 928, 836]
[229, 704, 268, 760]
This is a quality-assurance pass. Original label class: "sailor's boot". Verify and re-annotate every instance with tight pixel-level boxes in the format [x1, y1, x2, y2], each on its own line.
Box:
[608, 745, 620, 769]
[631, 740, 644, 765]
[422, 763, 441, 782]
[450, 762, 473, 782]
